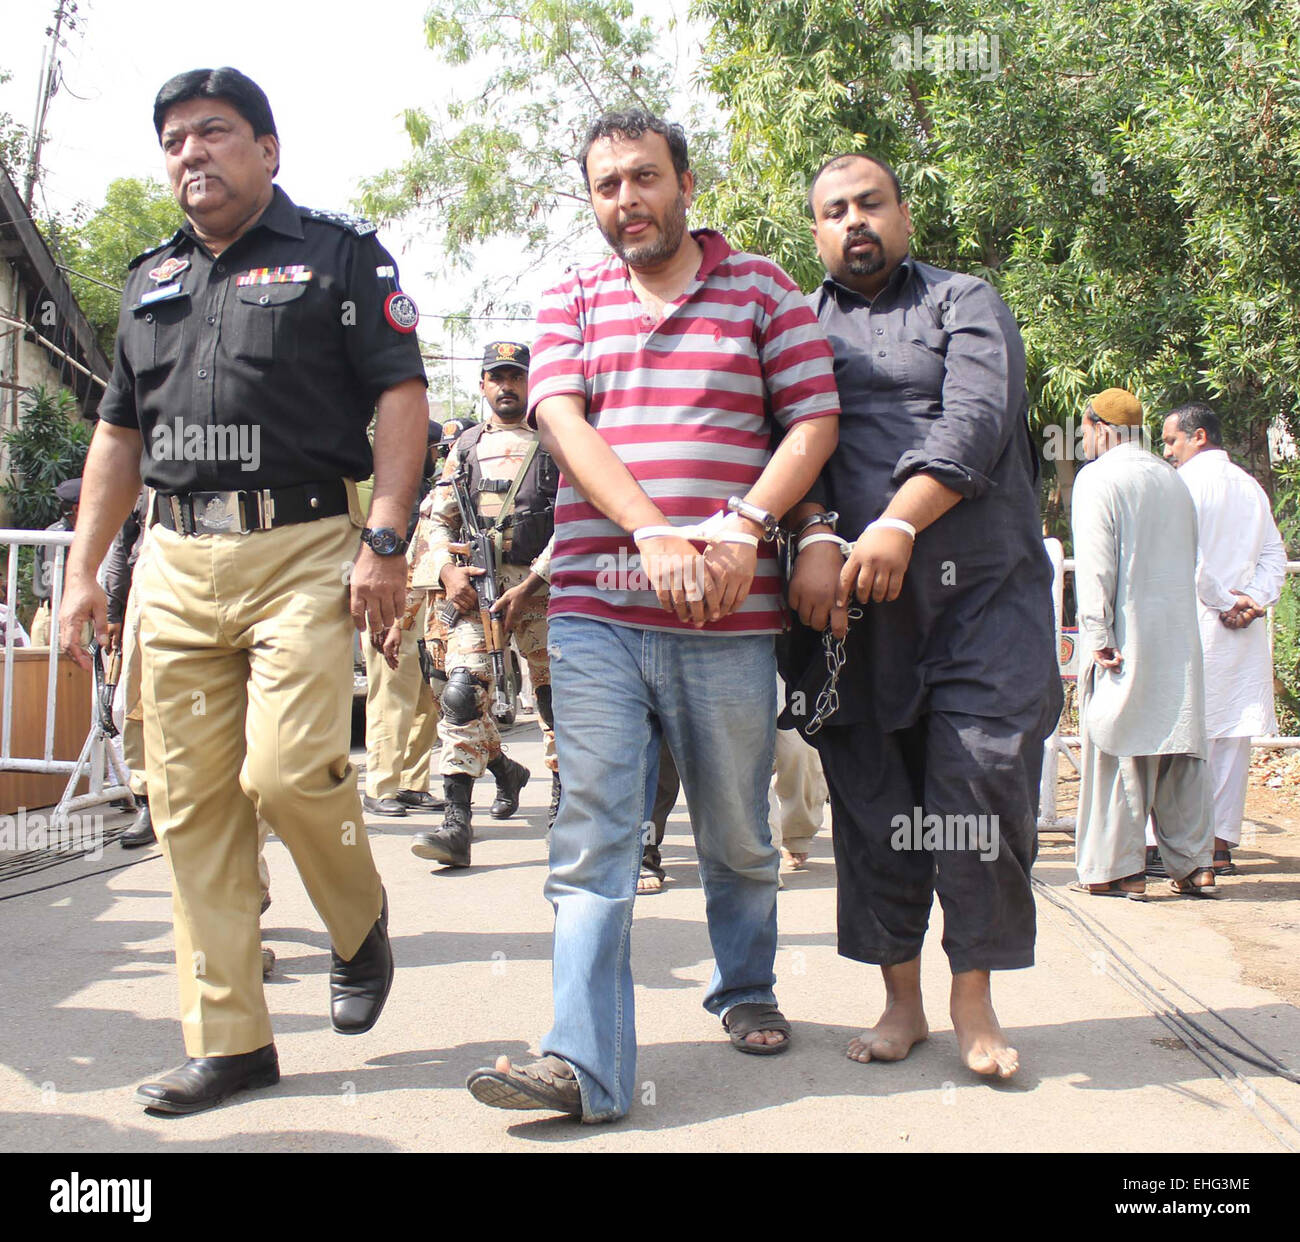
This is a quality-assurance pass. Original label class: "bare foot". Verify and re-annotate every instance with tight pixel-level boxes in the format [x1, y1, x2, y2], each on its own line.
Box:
[781, 847, 809, 871]
[847, 958, 928, 1063]
[950, 970, 1019, 1079]
[636, 871, 664, 895]
[846, 1002, 929, 1062]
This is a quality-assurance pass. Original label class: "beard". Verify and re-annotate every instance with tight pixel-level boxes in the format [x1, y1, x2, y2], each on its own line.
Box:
[604, 189, 688, 266]
[843, 227, 886, 276]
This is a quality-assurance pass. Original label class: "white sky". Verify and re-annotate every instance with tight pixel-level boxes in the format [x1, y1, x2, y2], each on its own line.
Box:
[0, 0, 707, 400]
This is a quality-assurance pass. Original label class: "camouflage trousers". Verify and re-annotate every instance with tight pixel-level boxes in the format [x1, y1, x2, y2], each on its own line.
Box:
[438, 561, 555, 778]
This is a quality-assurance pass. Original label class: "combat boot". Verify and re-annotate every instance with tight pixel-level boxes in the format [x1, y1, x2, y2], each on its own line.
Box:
[487, 754, 530, 819]
[547, 771, 562, 831]
[410, 774, 473, 867]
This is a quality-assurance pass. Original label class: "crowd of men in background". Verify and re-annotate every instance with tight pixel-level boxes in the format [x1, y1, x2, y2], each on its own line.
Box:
[8, 64, 1285, 1126]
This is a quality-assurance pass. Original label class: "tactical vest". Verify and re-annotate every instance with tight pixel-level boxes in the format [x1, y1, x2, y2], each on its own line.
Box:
[457, 421, 558, 566]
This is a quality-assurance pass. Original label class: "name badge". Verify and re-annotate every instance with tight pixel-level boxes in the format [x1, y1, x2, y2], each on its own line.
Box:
[140, 283, 185, 305]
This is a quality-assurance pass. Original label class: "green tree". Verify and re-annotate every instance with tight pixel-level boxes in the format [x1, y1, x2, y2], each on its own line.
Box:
[43, 177, 184, 352]
[0, 384, 90, 529]
[0, 68, 31, 180]
[360, 0, 715, 312]
[692, 0, 1300, 527]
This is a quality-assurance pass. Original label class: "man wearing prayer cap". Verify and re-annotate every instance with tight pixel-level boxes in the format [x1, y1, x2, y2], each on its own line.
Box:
[1070, 388, 1217, 899]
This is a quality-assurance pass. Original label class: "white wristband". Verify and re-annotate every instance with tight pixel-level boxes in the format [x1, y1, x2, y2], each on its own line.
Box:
[633, 525, 681, 543]
[798, 532, 851, 556]
[867, 517, 916, 540]
[715, 530, 760, 548]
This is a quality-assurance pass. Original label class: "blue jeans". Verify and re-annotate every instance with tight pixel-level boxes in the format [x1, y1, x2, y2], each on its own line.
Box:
[541, 615, 780, 1121]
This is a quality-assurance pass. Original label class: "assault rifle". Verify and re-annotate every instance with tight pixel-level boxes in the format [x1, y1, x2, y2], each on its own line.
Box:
[439, 460, 517, 725]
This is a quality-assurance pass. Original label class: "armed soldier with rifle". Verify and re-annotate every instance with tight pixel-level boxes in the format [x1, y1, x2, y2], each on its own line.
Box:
[408, 342, 559, 868]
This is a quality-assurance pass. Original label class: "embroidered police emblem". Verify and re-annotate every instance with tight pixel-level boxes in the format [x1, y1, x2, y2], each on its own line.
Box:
[147, 256, 190, 283]
[384, 291, 419, 333]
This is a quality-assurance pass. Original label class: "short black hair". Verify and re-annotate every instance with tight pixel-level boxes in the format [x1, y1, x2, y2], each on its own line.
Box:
[154, 68, 278, 171]
[1169, 401, 1223, 446]
[578, 108, 689, 188]
[807, 153, 903, 217]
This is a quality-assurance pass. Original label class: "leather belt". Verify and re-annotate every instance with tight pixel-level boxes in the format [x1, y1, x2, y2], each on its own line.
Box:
[154, 479, 350, 536]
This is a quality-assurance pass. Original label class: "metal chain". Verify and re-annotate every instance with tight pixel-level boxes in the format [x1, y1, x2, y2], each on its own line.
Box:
[802, 606, 863, 736]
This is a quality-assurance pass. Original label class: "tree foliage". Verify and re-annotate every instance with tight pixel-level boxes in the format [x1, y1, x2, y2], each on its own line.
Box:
[0, 384, 89, 529]
[692, 0, 1300, 510]
[0, 68, 31, 181]
[43, 178, 185, 352]
[360, 0, 716, 312]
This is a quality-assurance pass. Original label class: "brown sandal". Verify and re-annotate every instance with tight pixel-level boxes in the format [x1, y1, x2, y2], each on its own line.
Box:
[466, 1055, 583, 1115]
[723, 1003, 792, 1055]
[1170, 867, 1219, 898]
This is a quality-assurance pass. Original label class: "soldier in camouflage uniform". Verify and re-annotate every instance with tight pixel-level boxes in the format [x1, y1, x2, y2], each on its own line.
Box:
[406, 342, 558, 867]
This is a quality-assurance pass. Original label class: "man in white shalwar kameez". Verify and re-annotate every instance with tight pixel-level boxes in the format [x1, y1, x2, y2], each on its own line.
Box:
[1162, 402, 1287, 875]
[1071, 389, 1217, 899]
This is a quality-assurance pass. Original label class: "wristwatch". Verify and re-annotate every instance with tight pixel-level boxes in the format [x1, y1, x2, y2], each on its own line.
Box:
[726, 495, 779, 542]
[360, 526, 409, 556]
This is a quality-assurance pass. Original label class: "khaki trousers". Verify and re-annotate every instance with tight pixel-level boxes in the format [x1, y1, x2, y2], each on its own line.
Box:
[119, 563, 149, 797]
[364, 603, 440, 798]
[768, 727, 827, 852]
[138, 513, 383, 1057]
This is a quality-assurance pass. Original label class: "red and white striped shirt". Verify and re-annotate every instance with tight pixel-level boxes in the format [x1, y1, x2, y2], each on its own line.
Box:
[528, 229, 839, 635]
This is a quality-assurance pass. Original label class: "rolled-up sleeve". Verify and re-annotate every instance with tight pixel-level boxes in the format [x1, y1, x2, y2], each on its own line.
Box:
[892, 282, 1027, 500]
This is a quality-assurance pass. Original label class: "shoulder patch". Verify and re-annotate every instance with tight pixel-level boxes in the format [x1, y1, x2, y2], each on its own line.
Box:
[301, 206, 378, 237]
[127, 233, 184, 270]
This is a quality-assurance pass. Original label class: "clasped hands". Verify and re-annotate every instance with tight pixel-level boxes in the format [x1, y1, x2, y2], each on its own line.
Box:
[788, 524, 915, 639]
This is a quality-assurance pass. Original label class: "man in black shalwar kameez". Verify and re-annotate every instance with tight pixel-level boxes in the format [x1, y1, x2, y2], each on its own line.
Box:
[785, 154, 1062, 1078]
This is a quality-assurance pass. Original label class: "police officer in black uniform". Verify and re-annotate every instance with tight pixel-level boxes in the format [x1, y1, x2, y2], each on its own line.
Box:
[60, 67, 428, 1115]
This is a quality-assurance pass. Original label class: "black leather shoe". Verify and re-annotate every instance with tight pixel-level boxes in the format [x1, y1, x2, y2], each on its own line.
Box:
[487, 756, 530, 819]
[362, 794, 407, 817]
[330, 891, 393, 1034]
[120, 801, 156, 849]
[135, 1044, 279, 1114]
[396, 788, 445, 812]
[411, 775, 472, 866]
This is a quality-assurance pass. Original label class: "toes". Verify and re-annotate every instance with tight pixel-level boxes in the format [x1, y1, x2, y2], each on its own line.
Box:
[846, 1038, 872, 1062]
[994, 1047, 1020, 1078]
[494, 1054, 512, 1074]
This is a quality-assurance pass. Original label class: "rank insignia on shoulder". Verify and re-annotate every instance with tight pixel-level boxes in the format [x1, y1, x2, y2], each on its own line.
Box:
[384, 291, 419, 333]
[303, 207, 378, 236]
[148, 256, 190, 283]
[375, 264, 395, 279]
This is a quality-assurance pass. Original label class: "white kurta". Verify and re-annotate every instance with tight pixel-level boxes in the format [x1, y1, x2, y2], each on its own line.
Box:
[1177, 448, 1285, 738]
[1071, 441, 1206, 758]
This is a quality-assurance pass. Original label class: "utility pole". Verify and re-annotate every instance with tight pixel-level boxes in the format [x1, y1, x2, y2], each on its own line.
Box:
[22, 0, 81, 212]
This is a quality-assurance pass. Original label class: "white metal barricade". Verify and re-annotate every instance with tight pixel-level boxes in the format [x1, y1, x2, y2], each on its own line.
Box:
[1039, 538, 1300, 830]
[1, 528, 131, 825]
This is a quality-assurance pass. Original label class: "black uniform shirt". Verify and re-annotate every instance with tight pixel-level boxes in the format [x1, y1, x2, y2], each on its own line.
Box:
[804, 256, 1061, 731]
[97, 185, 426, 492]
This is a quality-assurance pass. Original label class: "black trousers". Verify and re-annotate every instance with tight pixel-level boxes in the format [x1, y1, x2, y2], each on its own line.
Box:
[815, 707, 1043, 974]
[641, 736, 680, 878]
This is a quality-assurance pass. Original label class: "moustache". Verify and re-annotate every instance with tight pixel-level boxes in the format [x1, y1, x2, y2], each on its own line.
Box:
[844, 228, 883, 252]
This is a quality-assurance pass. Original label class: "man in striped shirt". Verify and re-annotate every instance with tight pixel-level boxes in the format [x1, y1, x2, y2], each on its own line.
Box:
[466, 109, 840, 1123]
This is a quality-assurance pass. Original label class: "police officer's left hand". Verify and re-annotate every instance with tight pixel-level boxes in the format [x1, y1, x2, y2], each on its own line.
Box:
[350, 547, 409, 633]
[491, 574, 543, 635]
[381, 624, 403, 669]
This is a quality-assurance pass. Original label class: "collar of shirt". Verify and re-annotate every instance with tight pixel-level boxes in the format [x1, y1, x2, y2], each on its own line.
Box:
[821, 253, 916, 308]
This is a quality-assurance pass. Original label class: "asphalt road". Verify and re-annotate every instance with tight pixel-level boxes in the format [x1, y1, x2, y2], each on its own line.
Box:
[2, 715, 1299, 1153]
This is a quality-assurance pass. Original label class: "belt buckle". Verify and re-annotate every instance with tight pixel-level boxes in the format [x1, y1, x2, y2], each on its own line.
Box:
[189, 491, 245, 535]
